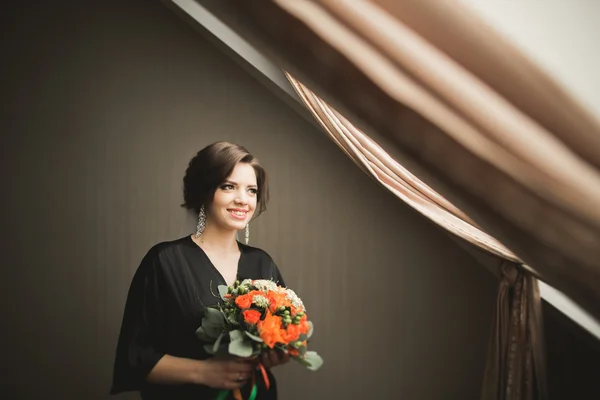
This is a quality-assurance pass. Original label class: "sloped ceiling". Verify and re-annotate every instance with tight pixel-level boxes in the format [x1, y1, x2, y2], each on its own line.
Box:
[159, 0, 600, 340]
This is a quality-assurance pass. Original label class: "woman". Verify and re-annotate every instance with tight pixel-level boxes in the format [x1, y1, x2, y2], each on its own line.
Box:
[110, 142, 289, 399]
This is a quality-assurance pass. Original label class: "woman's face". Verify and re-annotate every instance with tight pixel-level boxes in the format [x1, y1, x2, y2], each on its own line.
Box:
[207, 162, 258, 232]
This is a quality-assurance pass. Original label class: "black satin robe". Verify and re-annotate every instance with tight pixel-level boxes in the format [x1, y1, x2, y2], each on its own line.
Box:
[110, 235, 285, 399]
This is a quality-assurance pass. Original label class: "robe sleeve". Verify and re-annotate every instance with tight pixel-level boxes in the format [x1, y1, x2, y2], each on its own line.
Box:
[110, 246, 166, 394]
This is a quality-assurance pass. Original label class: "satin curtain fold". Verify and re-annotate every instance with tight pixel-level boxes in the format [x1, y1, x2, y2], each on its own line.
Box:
[481, 263, 548, 400]
[284, 72, 520, 263]
[285, 66, 547, 400]
[221, 1, 600, 399]
[229, 0, 600, 325]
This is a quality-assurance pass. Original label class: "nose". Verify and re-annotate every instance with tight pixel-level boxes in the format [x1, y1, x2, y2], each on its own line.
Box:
[234, 189, 248, 205]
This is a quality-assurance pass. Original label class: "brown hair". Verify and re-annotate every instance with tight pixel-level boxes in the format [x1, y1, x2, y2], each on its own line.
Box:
[181, 141, 269, 216]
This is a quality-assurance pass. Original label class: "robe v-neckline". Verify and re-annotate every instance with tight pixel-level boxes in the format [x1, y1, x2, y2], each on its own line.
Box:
[187, 235, 244, 287]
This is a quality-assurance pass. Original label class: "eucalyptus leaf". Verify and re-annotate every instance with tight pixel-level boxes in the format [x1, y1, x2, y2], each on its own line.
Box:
[229, 337, 253, 357]
[294, 356, 312, 368]
[303, 351, 323, 371]
[244, 331, 263, 342]
[203, 343, 215, 355]
[306, 321, 314, 339]
[202, 309, 225, 338]
[229, 329, 245, 343]
[299, 344, 307, 357]
[202, 318, 223, 338]
[195, 326, 212, 342]
[204, 307, 224, 323]
[226, 312, 239, 326]
[218, 285, 229, 301]
[275, 344, 289, 355]
[213, 331, 225, 354]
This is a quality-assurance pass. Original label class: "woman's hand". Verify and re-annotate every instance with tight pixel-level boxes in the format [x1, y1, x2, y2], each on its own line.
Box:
[195, 358, 255, 389]
[259, 349, 290, 369]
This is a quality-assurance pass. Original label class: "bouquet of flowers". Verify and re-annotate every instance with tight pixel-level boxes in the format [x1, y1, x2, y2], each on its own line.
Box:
[196, 279, 323, 398]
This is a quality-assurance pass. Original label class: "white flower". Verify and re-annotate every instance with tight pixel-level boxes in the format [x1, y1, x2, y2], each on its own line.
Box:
[252, 295, 269, 308]
[284, 288, 305, 311]
[240, 279, 253, 287]
[252, 279, 279, 293]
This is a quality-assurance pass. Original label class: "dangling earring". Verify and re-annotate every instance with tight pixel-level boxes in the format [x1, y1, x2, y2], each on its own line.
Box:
[244, 224, 250, 245]
[195, 205, 206, 238]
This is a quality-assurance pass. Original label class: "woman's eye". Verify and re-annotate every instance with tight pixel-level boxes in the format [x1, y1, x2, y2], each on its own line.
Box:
[221, 184, 234, 190]
[249, 188, 258, 195]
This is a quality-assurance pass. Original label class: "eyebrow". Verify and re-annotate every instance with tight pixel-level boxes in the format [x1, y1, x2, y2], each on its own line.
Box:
[224, 180, 258, 188]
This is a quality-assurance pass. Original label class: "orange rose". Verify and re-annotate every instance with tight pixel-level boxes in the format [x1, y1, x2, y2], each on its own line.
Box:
[248, 290, 263, 298]
[281, 323, 300, 343]
[266, 291, 291, 312]
[235, 294, 252, 309]
[298, 319, 310, 335]
[266, 292, 280, 312]
[243, 309, 261, 325]
[257, 311, 284, 348]
[288, 348, 299, 357]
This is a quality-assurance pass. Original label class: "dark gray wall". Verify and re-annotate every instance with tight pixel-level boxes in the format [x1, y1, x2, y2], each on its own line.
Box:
[0, 1, 498, 399]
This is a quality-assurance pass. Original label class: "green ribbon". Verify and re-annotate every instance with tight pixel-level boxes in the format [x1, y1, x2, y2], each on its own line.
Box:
[216, 389, 228, 400]
[216, 383, 258, 400]
[249, 383, 258, 400]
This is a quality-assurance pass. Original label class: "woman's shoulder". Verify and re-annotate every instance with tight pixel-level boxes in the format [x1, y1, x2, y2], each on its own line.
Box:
[238, 242, 285, 285]
[134, 235, 196, 273]
[142, 235, 192, 258]
[238, 242, 275, 263]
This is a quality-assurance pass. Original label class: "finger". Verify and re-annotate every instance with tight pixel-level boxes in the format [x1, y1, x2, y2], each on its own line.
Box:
[260, 351, 271, 368]
[229, 362, 254, 373]
[223, 372, 251, 389]
[232, 357, 255, 364]
[278, 350, 290, 364]
[236, 355, 258, 362]
[222, 379, 248, 390]
[268, 350, 279, 367]
[230, 371, 252, 381]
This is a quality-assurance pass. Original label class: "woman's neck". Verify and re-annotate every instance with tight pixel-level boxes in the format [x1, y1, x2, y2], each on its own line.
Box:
[191, 223, 239, 253]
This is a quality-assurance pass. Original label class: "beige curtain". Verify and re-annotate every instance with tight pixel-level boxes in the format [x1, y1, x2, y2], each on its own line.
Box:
[285, 72, 520, 263]
[284, 72, 548, 399]
[481, 262, 548, 400]
[285, 65, 548, 400]
[222, 0, 600, 398]
[229, 0, 600, 325]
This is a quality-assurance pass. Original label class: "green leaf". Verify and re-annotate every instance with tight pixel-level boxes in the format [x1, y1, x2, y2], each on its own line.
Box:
[203, 343, 215, 355]
[229, 329, 245, 342]
[298, 344, 307, 357]
[244, 331, 263, 342]
[293, 356, 311, 367]
[275, 344, 288, 353]
[202, 308, 225, 338]
[302, 351, 323, 371]
[226, 311, 239, 326]
[229, 337, 253, 357]
[195, 326, 212, 342]
[213, 331, 225, 353]
[204, 307, 224, 323]
[218, 285, 229, 301]
[306, 321, 314, 339]
[202, 319, 223, 338]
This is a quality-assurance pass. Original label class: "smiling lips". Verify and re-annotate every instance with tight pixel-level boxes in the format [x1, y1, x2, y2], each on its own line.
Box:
[228, 209, 248, 220]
